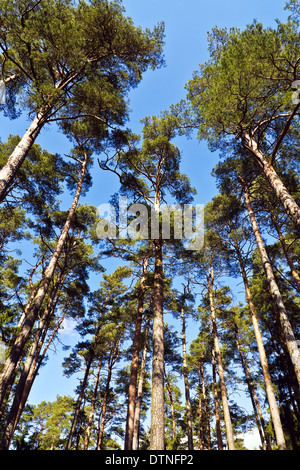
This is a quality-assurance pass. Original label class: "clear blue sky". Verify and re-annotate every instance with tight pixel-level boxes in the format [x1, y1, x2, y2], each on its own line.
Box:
[1, 0, 290, 446]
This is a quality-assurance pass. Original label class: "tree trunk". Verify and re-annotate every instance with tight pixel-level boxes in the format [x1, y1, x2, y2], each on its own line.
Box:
[97, 337, 122, 450]
[211, 346, 223, 450]
[208, 269, 235, 450]
[199, 363, 212, 450]
[67, 295, 110, 450]
[124, 255, 150, 450]
[0, 152, 88, 413]
[97, 358, 113, 450]
[232, 228, 287, 451]
[197, 371, 204, 450]
[66, 354, 94, 450]
[243, 182, 300, 389]
[150, 238, 165, 450]
[270, 209, 300, 293]
[244, 133, 300, 232]
[25, 309, 67, 402]
[0, 109, 50, 203]
[132, 317, 150, 451]
[181, 307, 193, 450]
[0, 270, 67, 450]
[165, 373, 176, 442]
[235, 331, 270, 450]
[84, 358, 102, 450]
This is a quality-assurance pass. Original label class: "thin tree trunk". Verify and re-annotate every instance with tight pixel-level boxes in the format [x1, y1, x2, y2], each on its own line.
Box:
[181, 307, 193, 450]
[25, 309, 67, 402]
[16, 256, 49, 330]
[197, 371, 204, 450]
[20, 309, 67, 438]
[132, 317, 150, 451]
[0, 269, 42, 418]
[165, 373, 176, 442]
[235, 331, 269, 450]
[1, 307, 67, 449]
[66, 354, 94, 450]
[232, 228, 287, 451]
[97, 342, 120, 450]
[84, 357, 102, 450]
[199, 363, 212, 450]
[211, 346, 223, 450]
[243, 181, 300, 389]
[150, 238, 165, 450]
[67, 295, 110, 450]
[208, 269, 235, 450]
[0, 152, 88, 412]
[0, 270, 67, 450]
[124, 254, 150, 450]
[244, 133, 300, 232]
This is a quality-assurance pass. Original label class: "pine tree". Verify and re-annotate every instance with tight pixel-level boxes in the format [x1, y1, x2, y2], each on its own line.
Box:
[0, 147, 89, 415]
[64, 265, 131, 450]
[0, 204, 101, 449]
[186, 19, 300, 231]
[101, 111, 196, 450]
[205, 190, 287, 450]
[188, 232, 236, 450]
[0, 0, 165, 202]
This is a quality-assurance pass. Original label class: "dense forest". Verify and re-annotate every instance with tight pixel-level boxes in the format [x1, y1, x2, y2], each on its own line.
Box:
[0, 0, 300, 451]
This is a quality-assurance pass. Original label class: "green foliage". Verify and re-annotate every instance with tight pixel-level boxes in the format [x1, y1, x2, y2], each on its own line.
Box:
[12, 396, 75, 450]
[1, 0, 300, 452]
[186, 20, 300, 146]
[0, 0, 165, 117]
